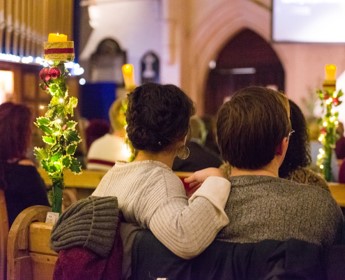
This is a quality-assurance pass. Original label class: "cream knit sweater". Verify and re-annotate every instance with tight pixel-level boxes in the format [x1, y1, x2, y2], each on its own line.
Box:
[92, 160, 230, 259]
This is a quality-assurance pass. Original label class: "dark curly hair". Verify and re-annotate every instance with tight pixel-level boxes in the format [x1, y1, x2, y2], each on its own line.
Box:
[279, 99, 311, 178]
[126, 83, 195, 152]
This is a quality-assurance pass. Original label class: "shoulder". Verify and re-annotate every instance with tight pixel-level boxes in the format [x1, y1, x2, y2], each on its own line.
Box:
[150, 164, 183, 185]
[89, 134, 110, 147]
[144, 164, 185, 195]
[288, 167, 329, 191]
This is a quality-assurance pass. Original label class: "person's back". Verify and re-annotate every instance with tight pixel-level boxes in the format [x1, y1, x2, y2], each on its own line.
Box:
[87, 133, 129, 170]
[213, 87, 343, 246]
[173, 116, 222, 172]
[0, 102, 49, 226]
[201, 114, 220, 155]
[84, 119, 110, 151]
[218, 176, 340, 246]
[87, 98, 131, 170]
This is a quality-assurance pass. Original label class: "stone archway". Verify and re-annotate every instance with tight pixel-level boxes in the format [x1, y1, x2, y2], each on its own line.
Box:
[204, 28, 285, 115]
[181, 0, 290, 115]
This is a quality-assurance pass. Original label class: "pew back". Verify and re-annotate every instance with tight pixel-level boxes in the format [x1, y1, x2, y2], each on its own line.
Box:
[0, 189, 9, 280]
[7, 205, 57, 280]
[38, 168, 106, 200]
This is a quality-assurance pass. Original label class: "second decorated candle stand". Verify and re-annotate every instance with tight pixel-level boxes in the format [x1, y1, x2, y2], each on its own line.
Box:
[316, 64, 343, 181]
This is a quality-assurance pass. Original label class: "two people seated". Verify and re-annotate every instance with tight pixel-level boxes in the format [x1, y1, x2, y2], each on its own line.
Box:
[52, 84, 344, 280]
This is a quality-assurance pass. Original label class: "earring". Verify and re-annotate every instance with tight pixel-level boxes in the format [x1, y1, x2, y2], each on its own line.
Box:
[177, 145, 190, 160]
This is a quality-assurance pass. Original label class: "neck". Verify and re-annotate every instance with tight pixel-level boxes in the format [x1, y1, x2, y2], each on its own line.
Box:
[134, 150, 175, 168]
[231, 161, 279, 178]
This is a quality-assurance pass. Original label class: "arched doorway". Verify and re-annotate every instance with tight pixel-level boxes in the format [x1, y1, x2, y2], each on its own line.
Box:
[204, 29, 285, 115]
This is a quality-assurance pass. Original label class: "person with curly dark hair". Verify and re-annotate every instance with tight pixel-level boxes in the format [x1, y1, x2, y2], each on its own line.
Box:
[279, 99, 328, 189]
[92, 83, 230, 278]
[0, 102, 49, 226]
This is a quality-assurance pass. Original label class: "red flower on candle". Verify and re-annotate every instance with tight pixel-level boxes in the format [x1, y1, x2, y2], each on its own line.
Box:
[320, 127, 327, 134]
[49, 67, 61, 79]
[39, 67, 51, 82]
[333, 98, 340, 105]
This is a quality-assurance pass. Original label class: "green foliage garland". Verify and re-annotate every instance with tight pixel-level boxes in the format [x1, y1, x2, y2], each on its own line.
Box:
[316, 88, 343, 181]
[34, 62, 82, 213]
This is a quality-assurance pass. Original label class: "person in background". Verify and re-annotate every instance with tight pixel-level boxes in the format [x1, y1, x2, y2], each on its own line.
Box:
[339, 160, 345, 183]
[0, 102, 50, 226]
[87, 97, 131, 170]
[309, 119, 339, 182]
[173, 115, 222, 172]
[279, 99, 329, 189]
[186, 86, 343, 247]
[335, 121, 345, 160]
[92, 83, 230, 279]
[84, 119, 110, 151]
[201, 114, 220, 155]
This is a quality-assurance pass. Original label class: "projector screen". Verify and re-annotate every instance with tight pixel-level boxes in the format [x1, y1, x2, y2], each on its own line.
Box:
[272, 0, 345, 43]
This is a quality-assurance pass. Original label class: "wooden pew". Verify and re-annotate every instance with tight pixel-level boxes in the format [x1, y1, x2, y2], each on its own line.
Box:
[38, 168, 106, 200]
[328, 183, 345, 208]
[37, 168, 345, 209]
[0, 189, 9, 280]
[7, 205, 57, 280]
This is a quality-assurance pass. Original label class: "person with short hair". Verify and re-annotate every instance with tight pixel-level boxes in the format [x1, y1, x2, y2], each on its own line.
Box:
[187, 86, 343, 247]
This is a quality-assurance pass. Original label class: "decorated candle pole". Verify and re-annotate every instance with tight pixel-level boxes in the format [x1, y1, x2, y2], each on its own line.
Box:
[121, 64, 137, 160]
[34, 33, 82, 214]
[316, 64, 343, 181]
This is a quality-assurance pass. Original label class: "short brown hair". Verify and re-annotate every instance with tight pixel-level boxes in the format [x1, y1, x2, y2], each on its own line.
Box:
[217, 86, 290, 169]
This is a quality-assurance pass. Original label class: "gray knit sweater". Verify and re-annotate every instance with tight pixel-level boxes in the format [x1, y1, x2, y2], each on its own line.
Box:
[218, 175, 343, 246]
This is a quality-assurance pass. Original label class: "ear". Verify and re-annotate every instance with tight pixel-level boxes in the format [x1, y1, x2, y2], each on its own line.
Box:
[275, 137, 289, 156]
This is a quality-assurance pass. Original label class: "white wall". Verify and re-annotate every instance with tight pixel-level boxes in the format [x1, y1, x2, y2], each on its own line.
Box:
[80, 0, 164, 86]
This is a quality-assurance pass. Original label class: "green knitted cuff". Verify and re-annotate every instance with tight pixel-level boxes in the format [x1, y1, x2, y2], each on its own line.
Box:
[51, 196, 119, 258]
